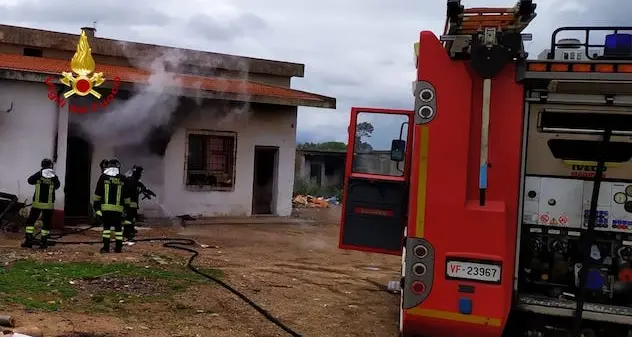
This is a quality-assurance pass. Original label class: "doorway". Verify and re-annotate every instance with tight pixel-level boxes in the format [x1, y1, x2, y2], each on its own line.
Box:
[252, 146, 279, 215]
[64, 132, 93, 217]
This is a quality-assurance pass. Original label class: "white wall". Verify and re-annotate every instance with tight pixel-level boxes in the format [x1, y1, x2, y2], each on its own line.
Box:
[85, 103, 298, 217]
[0, 80, 68, 209]
[163, 104, 297, 217]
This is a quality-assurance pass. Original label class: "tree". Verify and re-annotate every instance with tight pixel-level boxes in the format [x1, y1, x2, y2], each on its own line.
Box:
[355, 122, 374, 151]
[297, 141, 347, 152]
[356, 122, 374, 139]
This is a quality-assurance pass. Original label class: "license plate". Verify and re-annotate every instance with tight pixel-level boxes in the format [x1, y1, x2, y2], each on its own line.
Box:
[446, 260, 502, 283]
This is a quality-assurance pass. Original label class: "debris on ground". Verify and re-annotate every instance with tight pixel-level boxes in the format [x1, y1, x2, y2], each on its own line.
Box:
[293, 195, 338, 208]
[1, 326, 42, 337]
[0, 315, 15, 327]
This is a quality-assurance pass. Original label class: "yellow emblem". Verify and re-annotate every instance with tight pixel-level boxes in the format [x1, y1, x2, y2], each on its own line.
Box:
[60, 30, 105, 99]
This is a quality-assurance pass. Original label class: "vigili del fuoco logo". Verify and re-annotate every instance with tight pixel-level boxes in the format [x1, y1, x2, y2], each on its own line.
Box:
[45, 29, 121, 113]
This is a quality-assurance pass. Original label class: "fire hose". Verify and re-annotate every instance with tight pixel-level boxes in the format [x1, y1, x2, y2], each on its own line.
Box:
[28, 219, 304, 337]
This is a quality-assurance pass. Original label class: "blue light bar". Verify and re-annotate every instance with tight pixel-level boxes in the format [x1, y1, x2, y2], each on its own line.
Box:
[604, 33, 632, 58]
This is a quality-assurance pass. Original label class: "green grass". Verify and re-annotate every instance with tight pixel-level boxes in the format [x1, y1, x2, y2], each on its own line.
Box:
[0, 259, 223, 311]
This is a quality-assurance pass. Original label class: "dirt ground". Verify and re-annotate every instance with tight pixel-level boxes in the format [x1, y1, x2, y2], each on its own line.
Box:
[0, 207, 401, 337]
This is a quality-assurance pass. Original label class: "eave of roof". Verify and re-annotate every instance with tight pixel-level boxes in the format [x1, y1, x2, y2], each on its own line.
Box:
[0, 24, 305, 77]
[0, 54, 336, 109]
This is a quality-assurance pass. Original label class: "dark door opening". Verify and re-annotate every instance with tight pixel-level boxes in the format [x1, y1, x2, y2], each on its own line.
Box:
[64, 133, 93, 218]
[252, 146, 278, 215]
[310, 163, 323, 186]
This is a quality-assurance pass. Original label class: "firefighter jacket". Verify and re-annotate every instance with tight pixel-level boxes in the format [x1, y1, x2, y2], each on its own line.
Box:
[93, 174, 132, 214]
[125, 177, 146, 209]
[28, 171, 61, 210]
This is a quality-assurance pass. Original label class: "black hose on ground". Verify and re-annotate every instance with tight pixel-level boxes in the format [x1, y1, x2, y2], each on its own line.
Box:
[40, 231, 304, 337]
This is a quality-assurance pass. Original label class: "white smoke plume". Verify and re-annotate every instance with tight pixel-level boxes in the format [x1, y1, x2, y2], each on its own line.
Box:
[71, 43, 253, 148]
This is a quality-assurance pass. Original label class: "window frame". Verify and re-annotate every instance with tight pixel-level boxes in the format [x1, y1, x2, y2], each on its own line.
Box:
[184, 129, 238, 192]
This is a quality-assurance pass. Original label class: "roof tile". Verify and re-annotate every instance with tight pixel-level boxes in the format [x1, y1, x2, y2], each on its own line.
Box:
[0, 53, 328, 103]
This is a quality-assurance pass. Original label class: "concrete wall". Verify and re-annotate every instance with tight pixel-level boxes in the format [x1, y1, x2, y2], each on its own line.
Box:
[295, 153, 345, 189]
[0, 79, 297, 218]
[83, 103, 297, 217]
[294, 150, 400, 190]
[0, 80, 69, 209]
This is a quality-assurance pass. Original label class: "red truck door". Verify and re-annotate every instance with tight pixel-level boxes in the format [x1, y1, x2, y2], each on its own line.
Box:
[339, 107, 414, 255]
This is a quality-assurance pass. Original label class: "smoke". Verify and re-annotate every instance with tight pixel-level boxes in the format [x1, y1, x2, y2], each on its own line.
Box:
[71, 42, 253, 148]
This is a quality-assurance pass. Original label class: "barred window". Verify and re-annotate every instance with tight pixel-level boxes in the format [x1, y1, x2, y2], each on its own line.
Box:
[185, 131, 236, 191]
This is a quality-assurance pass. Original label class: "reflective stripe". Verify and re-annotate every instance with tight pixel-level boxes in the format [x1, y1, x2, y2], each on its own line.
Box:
[130, 202, 138, 208]
[34, 182, 40, 204]
[101, 204, 124, 212]
[102, 182, 123, 212]
[115, 231, 123, 240]
[41, 229, 50, 236]
[25, 226, 34, 234]
[48, 183, 53, 206]
[102, 229, 111, 238]
[33, 181, 54, 209]
[93, 195, 102, 201]
[123, 220, 132, 225]
[32, 201, 53, 210]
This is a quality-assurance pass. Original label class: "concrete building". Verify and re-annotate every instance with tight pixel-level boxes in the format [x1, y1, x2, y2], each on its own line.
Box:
[0, 24, 336, 226]
[295, 149, 346, 190]
[294, 149, 400, 194]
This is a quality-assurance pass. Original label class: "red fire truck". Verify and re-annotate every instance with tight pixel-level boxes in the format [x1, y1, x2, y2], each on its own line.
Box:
[338, 1, 632, 336]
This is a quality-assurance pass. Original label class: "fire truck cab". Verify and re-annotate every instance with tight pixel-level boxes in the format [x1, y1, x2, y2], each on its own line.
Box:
[338, 1, 632, 336]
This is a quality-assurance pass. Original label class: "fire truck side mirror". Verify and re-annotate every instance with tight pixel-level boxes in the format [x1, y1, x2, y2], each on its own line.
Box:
[390, 139, 406, 162]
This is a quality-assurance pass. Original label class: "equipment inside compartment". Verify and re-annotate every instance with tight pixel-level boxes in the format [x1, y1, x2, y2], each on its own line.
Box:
[519, 178, 632, 307]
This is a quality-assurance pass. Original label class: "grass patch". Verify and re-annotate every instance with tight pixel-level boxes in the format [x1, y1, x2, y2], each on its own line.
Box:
[0, 259, 222, 311]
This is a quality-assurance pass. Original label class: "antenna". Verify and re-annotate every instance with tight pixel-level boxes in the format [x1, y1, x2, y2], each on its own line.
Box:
[92, 20, 98, 30]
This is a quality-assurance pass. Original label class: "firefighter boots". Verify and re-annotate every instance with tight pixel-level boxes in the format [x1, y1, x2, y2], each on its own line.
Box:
[100, 238, 110, 254]
[39, 236, 48, 249]
[123, 226, 136, 241]
[114, 240, 123, 253]
[20, 233, 33, 248]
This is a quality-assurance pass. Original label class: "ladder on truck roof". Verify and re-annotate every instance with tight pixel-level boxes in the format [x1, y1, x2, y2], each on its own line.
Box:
[435, 1, 536, 207]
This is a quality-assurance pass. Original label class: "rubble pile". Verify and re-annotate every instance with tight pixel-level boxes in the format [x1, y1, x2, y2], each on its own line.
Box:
[292, 195, 339, 208]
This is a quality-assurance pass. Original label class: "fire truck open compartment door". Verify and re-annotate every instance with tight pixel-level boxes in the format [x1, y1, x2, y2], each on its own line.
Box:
[339, 107, 414, 255]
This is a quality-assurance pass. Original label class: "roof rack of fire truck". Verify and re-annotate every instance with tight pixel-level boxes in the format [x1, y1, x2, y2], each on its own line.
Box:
[520, 26, 632, 82]
[440, 0, 537, 60]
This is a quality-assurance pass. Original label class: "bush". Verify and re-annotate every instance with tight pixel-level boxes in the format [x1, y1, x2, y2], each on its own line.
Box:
[293, 177, 343, 199]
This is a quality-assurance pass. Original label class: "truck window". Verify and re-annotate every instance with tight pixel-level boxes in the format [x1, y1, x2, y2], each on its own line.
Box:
[352, 112, 408, 177]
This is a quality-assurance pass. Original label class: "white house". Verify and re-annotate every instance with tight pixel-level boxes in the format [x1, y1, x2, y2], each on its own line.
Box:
[0, 25, 335, 227]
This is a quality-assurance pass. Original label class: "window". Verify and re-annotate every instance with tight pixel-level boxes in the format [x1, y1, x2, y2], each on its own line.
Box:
[352, 112, 409, 177]
[563, 52, 569, 60]
[23, 48, 43, 57]
[577, 53, 582, 60]
[570, 52, 575, 60]
[185, 131, 237, 191]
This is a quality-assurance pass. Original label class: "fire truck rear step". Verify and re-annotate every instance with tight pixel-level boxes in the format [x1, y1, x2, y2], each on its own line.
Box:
[518, 294, 632, 324]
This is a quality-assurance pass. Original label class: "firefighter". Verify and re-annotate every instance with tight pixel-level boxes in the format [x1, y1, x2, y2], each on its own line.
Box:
[22, 158, 61, 249]
[93, 158, 131, 253]
[123, 165, 145, 241]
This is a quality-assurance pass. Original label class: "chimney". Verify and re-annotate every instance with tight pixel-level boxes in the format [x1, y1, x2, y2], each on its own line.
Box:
[80, 27, 96, 38]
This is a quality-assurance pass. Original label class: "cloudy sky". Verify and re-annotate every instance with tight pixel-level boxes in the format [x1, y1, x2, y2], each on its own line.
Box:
[0, 0, 626, 148]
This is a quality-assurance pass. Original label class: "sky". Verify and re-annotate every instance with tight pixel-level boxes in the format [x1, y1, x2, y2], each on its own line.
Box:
[0, 0, 627, 149]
